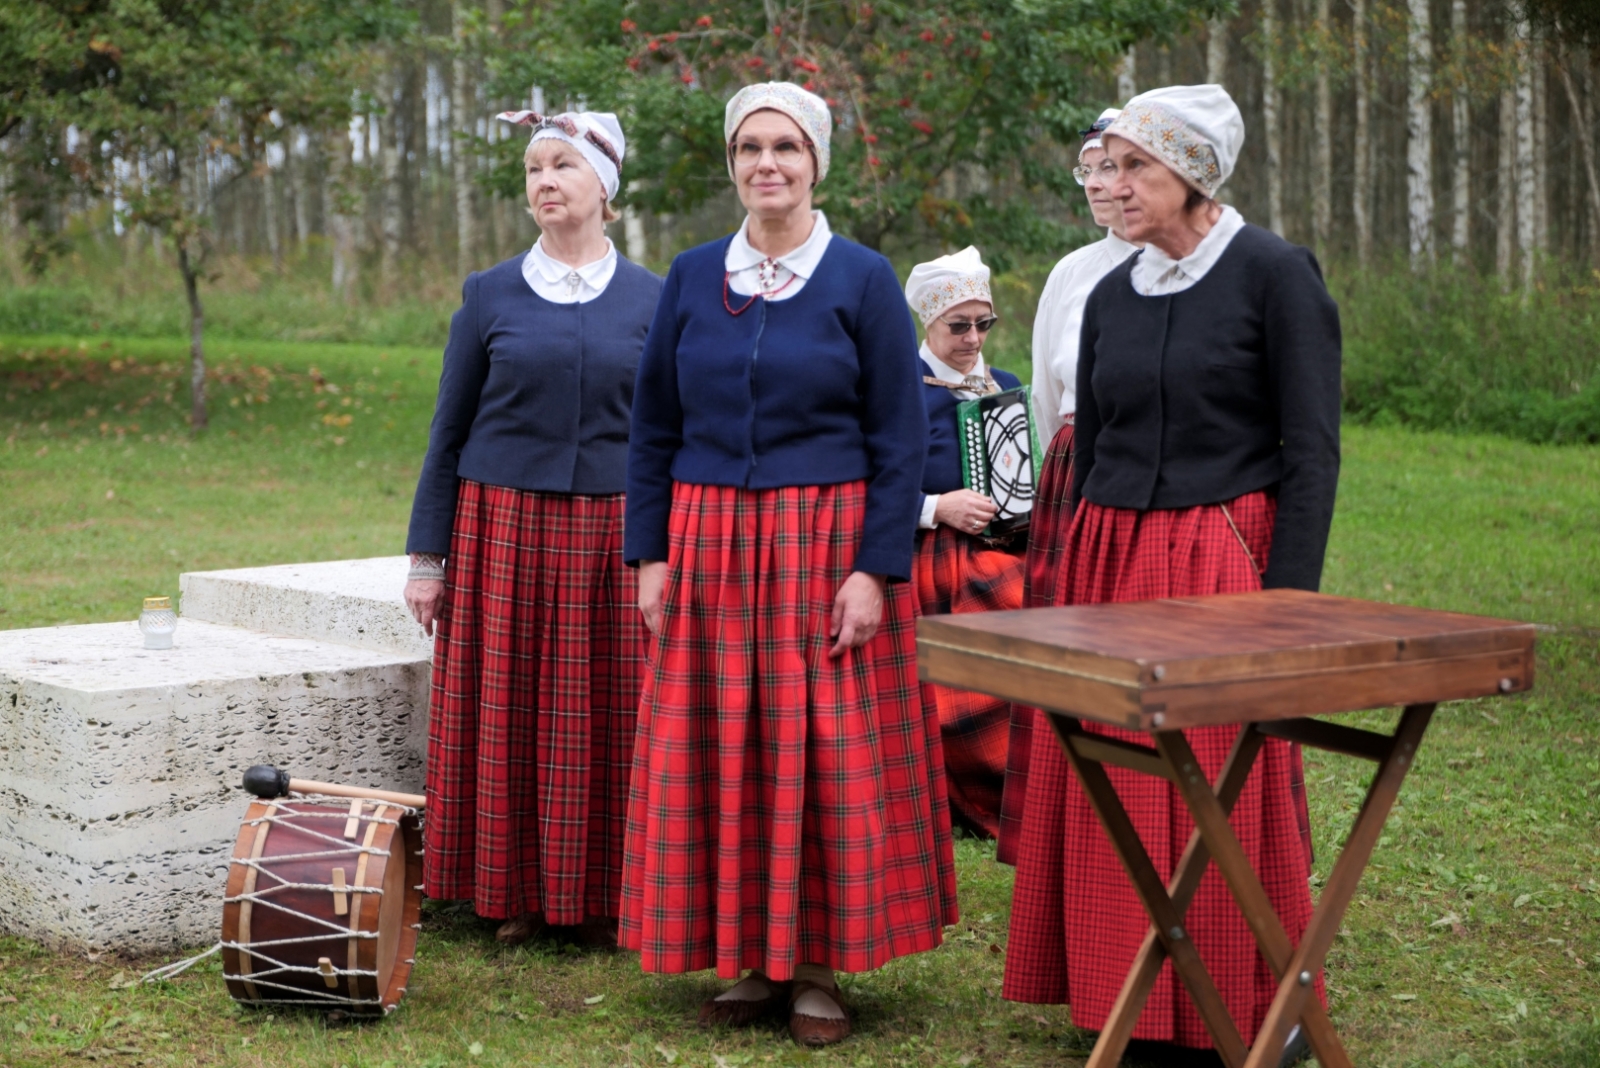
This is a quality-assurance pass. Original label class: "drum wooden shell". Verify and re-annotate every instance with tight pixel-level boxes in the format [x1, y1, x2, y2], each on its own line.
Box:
[221, 799, 422, 1014]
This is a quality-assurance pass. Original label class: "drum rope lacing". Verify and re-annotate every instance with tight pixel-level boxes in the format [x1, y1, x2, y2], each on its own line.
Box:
[139, 796, 421, 1009]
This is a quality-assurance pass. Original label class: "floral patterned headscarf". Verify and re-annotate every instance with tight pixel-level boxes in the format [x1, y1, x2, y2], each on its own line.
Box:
[904, 246, 992, 325]
[1104, 85, 1245, 197]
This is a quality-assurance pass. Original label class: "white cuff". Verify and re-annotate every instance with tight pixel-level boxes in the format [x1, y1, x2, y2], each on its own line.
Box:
[919, 494, 940, 530]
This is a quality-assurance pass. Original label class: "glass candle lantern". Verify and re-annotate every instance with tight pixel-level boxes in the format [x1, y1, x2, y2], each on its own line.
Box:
[138, 596, 177, 649]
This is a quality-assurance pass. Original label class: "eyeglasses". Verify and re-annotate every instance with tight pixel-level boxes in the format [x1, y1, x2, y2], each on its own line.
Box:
[1072, 160, 1119, 186]
[729, 138, 815, 167]
[938, 314, 999, 335]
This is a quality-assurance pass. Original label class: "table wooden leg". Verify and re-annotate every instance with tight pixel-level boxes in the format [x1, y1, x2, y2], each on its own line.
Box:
[1045, 714, 1251, 1068]
[1154, 730, 1352, 1068]
[1238, 702, 1437, 1068]
[1086, 723, 1267, 1067]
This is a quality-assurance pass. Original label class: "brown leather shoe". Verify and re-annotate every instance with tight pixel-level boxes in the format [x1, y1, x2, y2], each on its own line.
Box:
[493, 913, 546, 946]
[788, 978, 851, 1047]
[698, 972, 790, 1027]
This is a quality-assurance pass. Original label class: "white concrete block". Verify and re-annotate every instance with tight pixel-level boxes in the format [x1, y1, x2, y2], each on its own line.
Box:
[0, 619, 429, 952]
[179, 556, 432, 658]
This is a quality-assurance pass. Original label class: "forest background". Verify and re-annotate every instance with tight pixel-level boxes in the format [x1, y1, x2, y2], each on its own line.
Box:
[2, 0, 1600, 443]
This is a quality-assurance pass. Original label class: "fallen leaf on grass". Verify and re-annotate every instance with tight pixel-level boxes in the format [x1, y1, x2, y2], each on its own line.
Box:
[655, 1042, 679, 1063]
[0, 995, 16, 1004]
[468, 1040, 484, 1056]
[1392, 993, 1417, 1001]
[1514, 893, 1533, 908]
[583, 994, 605, 1005]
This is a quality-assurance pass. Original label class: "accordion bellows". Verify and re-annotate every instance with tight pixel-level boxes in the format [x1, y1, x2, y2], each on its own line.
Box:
[957, 385, 1042, 537]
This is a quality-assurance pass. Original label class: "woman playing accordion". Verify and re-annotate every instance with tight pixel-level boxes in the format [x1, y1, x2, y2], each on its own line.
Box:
[902, 247, 1027, 840]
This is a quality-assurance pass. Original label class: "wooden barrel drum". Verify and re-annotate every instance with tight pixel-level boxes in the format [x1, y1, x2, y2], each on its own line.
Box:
[221, 768, 425, 1014]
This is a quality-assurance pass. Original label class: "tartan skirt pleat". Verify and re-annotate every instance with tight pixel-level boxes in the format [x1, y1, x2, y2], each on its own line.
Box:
[423, 480, 643, 925]
[617, 481, 959, 980]
[996, 422, 1075, 864]
[911, 524, 1025, 839]
[1001, 491, 1321, 1049]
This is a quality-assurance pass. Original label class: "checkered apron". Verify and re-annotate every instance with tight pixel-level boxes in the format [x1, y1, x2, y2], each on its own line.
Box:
[911, 524, 1025, 839]
[617, 481, 960, 980]
[1001, 490, 1320, 1049]
[996, 421, 1075, 864]
[423, 480, 643, 925]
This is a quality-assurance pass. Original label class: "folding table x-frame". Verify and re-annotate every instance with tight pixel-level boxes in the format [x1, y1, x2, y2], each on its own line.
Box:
[916, 589, 1535, 1068]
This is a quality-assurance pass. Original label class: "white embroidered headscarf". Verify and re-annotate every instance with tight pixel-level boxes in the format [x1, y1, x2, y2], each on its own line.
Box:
[1104, 85, 1244, 197]
[1079, 107, 1122, 161]
[497, 110, 626, 201]
[724, 82, 833, 182]
[904, 246, 993, 325]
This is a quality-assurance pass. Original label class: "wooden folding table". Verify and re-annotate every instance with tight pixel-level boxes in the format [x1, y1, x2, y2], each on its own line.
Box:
[917, 588, 1535, 1068]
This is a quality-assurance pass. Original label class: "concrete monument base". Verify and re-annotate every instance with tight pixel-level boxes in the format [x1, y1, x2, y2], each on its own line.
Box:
[0, 557, 431, 952]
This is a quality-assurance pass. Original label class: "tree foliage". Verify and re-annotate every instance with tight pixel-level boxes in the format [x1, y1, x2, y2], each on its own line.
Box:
[1, 0, 409, 427]
[487, 0, 1228, 263]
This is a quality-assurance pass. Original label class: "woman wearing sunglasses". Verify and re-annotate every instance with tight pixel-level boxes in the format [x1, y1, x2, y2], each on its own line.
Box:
[622, 82, 953, 1047]
[900, 246, 1024, 843]
[995, 107, 1140, 864]
[1003, 85, 1339, 1066]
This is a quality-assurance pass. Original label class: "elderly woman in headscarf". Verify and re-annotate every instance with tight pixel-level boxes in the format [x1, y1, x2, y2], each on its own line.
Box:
[902, 246, 1024, 841]
[1003, 85, 1339, 1065]
[404, 109, 661, 947]
[622, 82, 953, 1047]
[995, 107, 1142, 863]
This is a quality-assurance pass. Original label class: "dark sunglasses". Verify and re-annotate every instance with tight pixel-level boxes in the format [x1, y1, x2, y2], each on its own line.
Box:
[938, 314, 999, 335]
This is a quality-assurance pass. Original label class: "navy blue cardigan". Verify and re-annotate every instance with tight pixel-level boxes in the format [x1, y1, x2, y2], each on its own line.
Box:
[624, 235, 927, 580]
[920, 362, 1023, 503]
[406, 253, 662, 556]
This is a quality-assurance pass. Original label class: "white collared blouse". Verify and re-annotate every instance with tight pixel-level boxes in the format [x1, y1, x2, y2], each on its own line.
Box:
[724, 211, 834, 301]
[521, 236, 619, 304]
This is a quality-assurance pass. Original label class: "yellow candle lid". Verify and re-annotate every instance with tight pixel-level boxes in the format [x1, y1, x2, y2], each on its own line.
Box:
[143, 596, 172, 611]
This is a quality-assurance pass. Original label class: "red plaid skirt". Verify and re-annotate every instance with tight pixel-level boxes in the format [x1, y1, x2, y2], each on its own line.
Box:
[911, 524, 1025, 838]
[618, 481, 959, 980]
[996, 421, 1075, 864]
[423, 480, 643, 925]
[1002, 491, 1320, 1049]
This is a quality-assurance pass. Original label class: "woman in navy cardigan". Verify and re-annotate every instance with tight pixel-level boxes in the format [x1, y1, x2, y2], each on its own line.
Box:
[901, 246, 1025, 842]
[621, 83, 954, 1047]
[404, 110, 661, 947]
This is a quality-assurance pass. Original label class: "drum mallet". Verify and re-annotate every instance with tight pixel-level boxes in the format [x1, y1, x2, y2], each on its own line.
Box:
[242, 765, 427, 809]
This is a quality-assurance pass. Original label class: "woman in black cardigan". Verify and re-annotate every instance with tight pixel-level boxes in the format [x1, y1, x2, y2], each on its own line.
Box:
[1003, 85, 1339, 1066]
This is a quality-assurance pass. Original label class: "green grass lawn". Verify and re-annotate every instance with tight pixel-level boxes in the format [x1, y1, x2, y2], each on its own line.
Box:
[2, 335, 1598, 1067]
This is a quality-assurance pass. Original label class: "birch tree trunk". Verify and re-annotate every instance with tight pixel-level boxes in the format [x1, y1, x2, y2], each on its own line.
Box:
[287, 131, 311, 246]
[262, 158, 282, 271]
[329, 126, 359, 298]
[380, 67, 403, 288]
[1533, 44, 1548, 256]
[451, 0, 478, 278]
[1313, 0, 1332, 251]
[1406, 0, 1434, 267]
[1353, 0, 1372, 265]
[1118, 46, 1137, 101]
[1207, 18, 1227, 85]
[1497, 85, 1516, 281]
[1261, 0, 1284, 235]
[1515, 18, 1537, 292]
[1450, 0, 1470, 260]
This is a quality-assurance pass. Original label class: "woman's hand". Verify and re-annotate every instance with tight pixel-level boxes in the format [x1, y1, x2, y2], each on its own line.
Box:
[934, 489, 998, 536]
[638, 560, 669, 636]
[405, 579, 447, 636]
[829, 571, 886, 659]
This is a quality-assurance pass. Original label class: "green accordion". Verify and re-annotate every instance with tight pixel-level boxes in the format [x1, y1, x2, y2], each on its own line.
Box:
[956, 385, 1043, 537]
